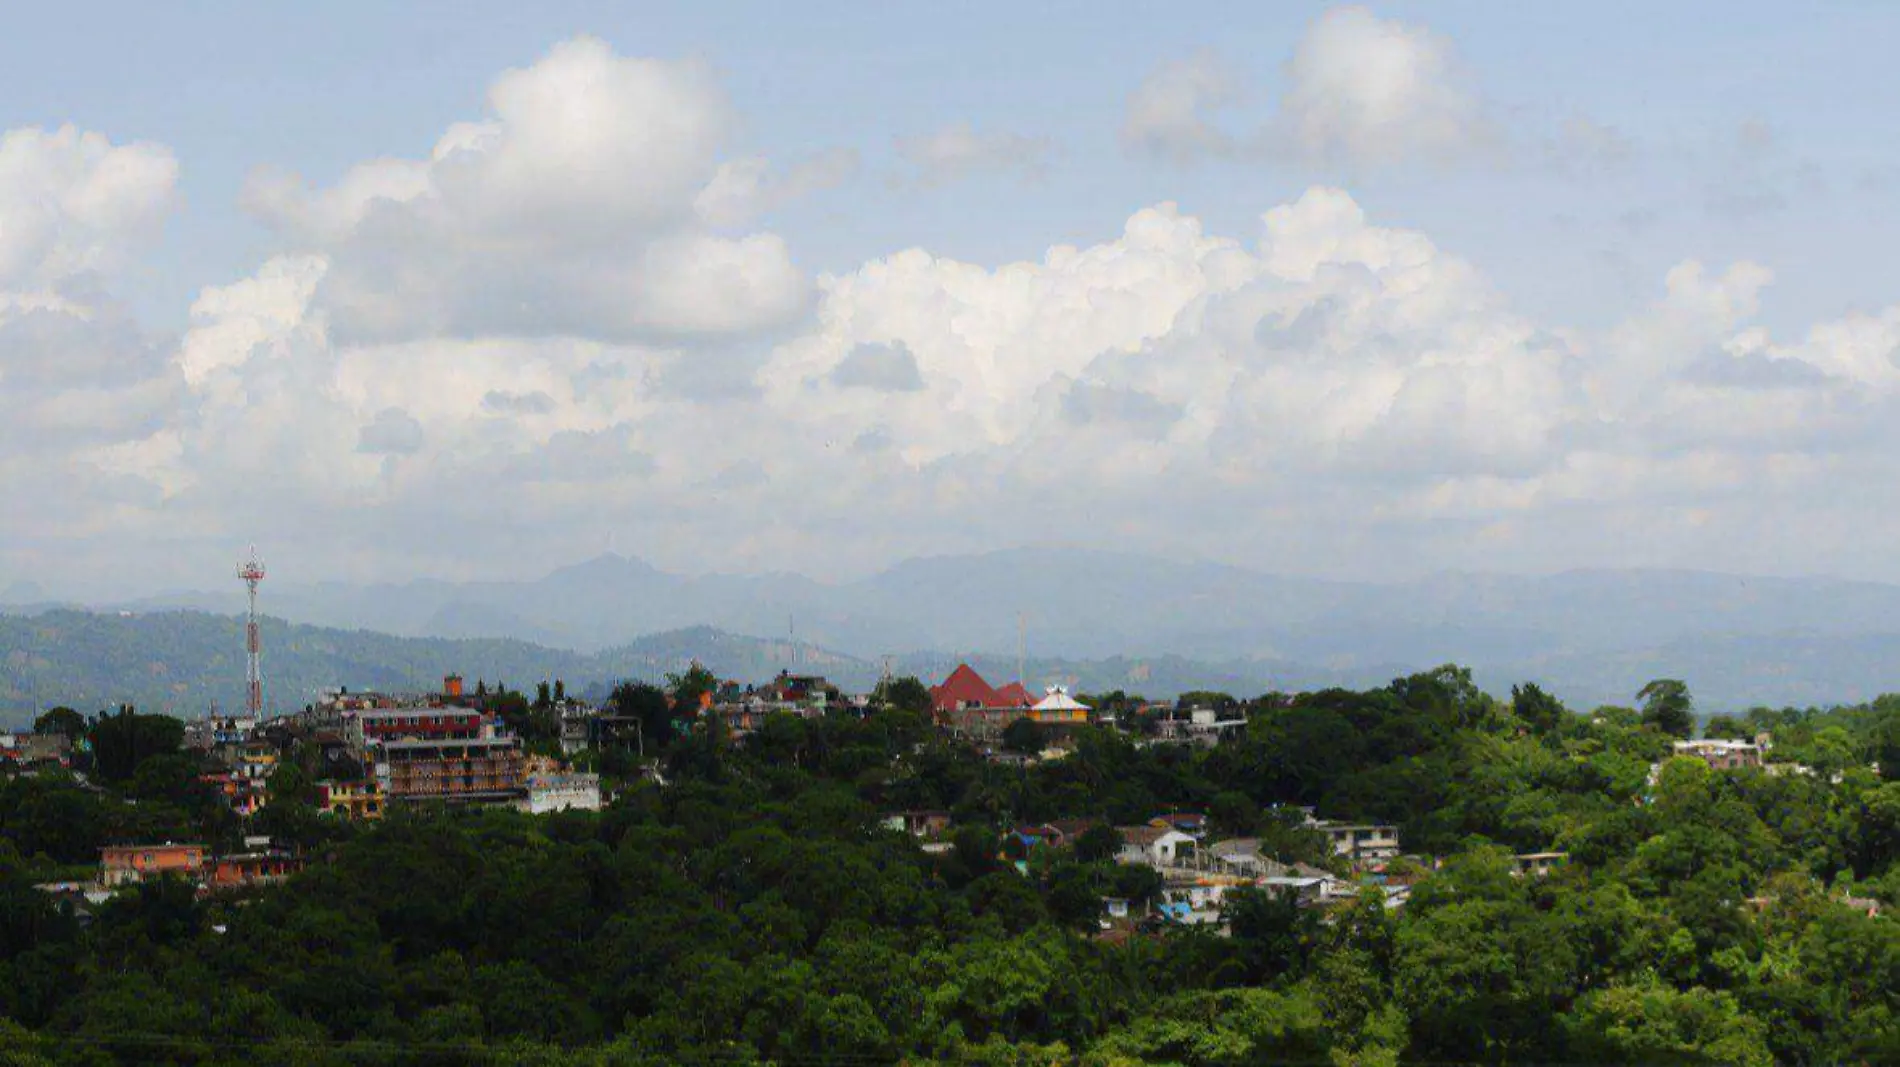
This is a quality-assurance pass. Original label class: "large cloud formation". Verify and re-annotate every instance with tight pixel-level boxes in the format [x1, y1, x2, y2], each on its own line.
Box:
[241, 37, 810, 345]
[8, 34, 1900, 593]
[0, 126, 182, 551]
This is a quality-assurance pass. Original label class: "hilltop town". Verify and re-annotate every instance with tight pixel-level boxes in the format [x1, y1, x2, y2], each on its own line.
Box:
[4, 660, 1889, 946]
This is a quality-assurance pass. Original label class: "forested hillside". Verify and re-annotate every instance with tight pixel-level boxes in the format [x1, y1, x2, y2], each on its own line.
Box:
[4, 668, 1900, 1064]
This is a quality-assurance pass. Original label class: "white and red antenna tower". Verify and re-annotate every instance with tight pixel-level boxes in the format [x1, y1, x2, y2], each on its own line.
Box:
[238, 547, 266, 717]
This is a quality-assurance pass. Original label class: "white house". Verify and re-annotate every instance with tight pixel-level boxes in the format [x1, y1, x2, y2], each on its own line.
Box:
[1306, 818, 1402, 862]
[517, 772, 603, 814]
[1116, 826, 1198, 868]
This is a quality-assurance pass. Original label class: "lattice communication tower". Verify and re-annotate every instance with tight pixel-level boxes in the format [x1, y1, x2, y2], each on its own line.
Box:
[238, 548, 266, 717]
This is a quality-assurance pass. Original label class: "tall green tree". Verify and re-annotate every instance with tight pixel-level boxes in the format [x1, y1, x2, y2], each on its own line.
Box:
[1639, 680, 1696, 738]
[87, 706, 184, 783]
[872, 676, 933, 716]
[1510, 682, 1567, 734]
[30, 707, 84, 741]
[607, 680, 674, 751]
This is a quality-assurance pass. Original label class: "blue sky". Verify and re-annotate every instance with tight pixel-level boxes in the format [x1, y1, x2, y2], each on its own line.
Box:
[6, 3, 1900, 596]
[11, 2, 1900, 330]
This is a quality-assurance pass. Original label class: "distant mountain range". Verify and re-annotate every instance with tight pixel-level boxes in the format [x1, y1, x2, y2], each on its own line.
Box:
[0, 610, 1372, 724]
[7, 547, 1900, 720]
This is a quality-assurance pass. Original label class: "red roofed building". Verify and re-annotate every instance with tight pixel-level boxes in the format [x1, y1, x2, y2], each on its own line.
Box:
[992, 682, 1035, 709]
[932, 665, 1040, 738]
[931, 664, 999, 715]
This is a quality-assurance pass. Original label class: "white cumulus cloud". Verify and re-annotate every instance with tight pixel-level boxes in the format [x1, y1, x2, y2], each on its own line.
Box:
[1271, 6, 1490, 166]
[242, 36, 811, 347]
[0, 125, 177, 289]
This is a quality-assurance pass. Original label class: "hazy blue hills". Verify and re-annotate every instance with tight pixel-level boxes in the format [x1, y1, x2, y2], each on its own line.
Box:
[0, 609, 1361, 724]
[0, 612, 858, 723]
[9, 548, 1900, 719]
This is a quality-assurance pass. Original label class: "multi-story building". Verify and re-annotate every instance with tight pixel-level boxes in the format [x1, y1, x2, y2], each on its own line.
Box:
[317, 779, 384, 819]
[1671, 738, 1766, 771]
[556, 700, 597, 756]
[349, 707, 488, 748]
[200, 771, 268, 817]
[518, 770, 603, 814]
[100, 843, 208, 887]
[1154, 707, 1249, 747]
[376, 735, 526, 803]
[1308, 819, 1402, 862]
[182, 716, 257, 752]
[234, 740, 279, 781]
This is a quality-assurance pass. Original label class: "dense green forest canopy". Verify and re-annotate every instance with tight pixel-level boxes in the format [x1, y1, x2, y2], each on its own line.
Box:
[4, 667, 1900, 1065]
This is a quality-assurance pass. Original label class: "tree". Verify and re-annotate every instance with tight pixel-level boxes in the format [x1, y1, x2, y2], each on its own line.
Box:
[1208, 790, 1259, 838]
[1224, 886, 1319, 983]
[1639, 680, 1696, 738]
[1510, 683, 1567, 734]
[872, 676, 933, 717]
[1874, 714, 1900, 783]
[127, 754, 214, 811]
[1073, 824, 1122, 865]
[87, 706, 184, 783]
[1178, 691, 1239, 712]
[1563, 981, 1773, 1067]
[667, 663, 719, 712]
[1001, 717, 1045, 755]
[607, 680, 673, 752]
[31, 707, 84, 741]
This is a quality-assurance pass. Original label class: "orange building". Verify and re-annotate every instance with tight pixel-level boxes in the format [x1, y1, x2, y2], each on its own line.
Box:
[100, 843, 207, 887]
[207, 851, 304, 890]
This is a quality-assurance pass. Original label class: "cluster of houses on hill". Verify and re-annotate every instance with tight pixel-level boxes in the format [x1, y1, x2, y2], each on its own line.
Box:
[185, 674, 604, 822]
[0, 729, 74, 771]
[28, 658, 1866, 925]
[886, 802, 1473, 926]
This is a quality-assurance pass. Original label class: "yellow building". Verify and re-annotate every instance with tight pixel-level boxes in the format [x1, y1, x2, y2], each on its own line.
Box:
[317, 779, 384, 820]
[1028, 685, 1090, 726]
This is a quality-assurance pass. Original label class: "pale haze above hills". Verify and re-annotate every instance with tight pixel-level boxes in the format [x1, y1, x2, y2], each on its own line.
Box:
[8, 548, 1900, 717]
